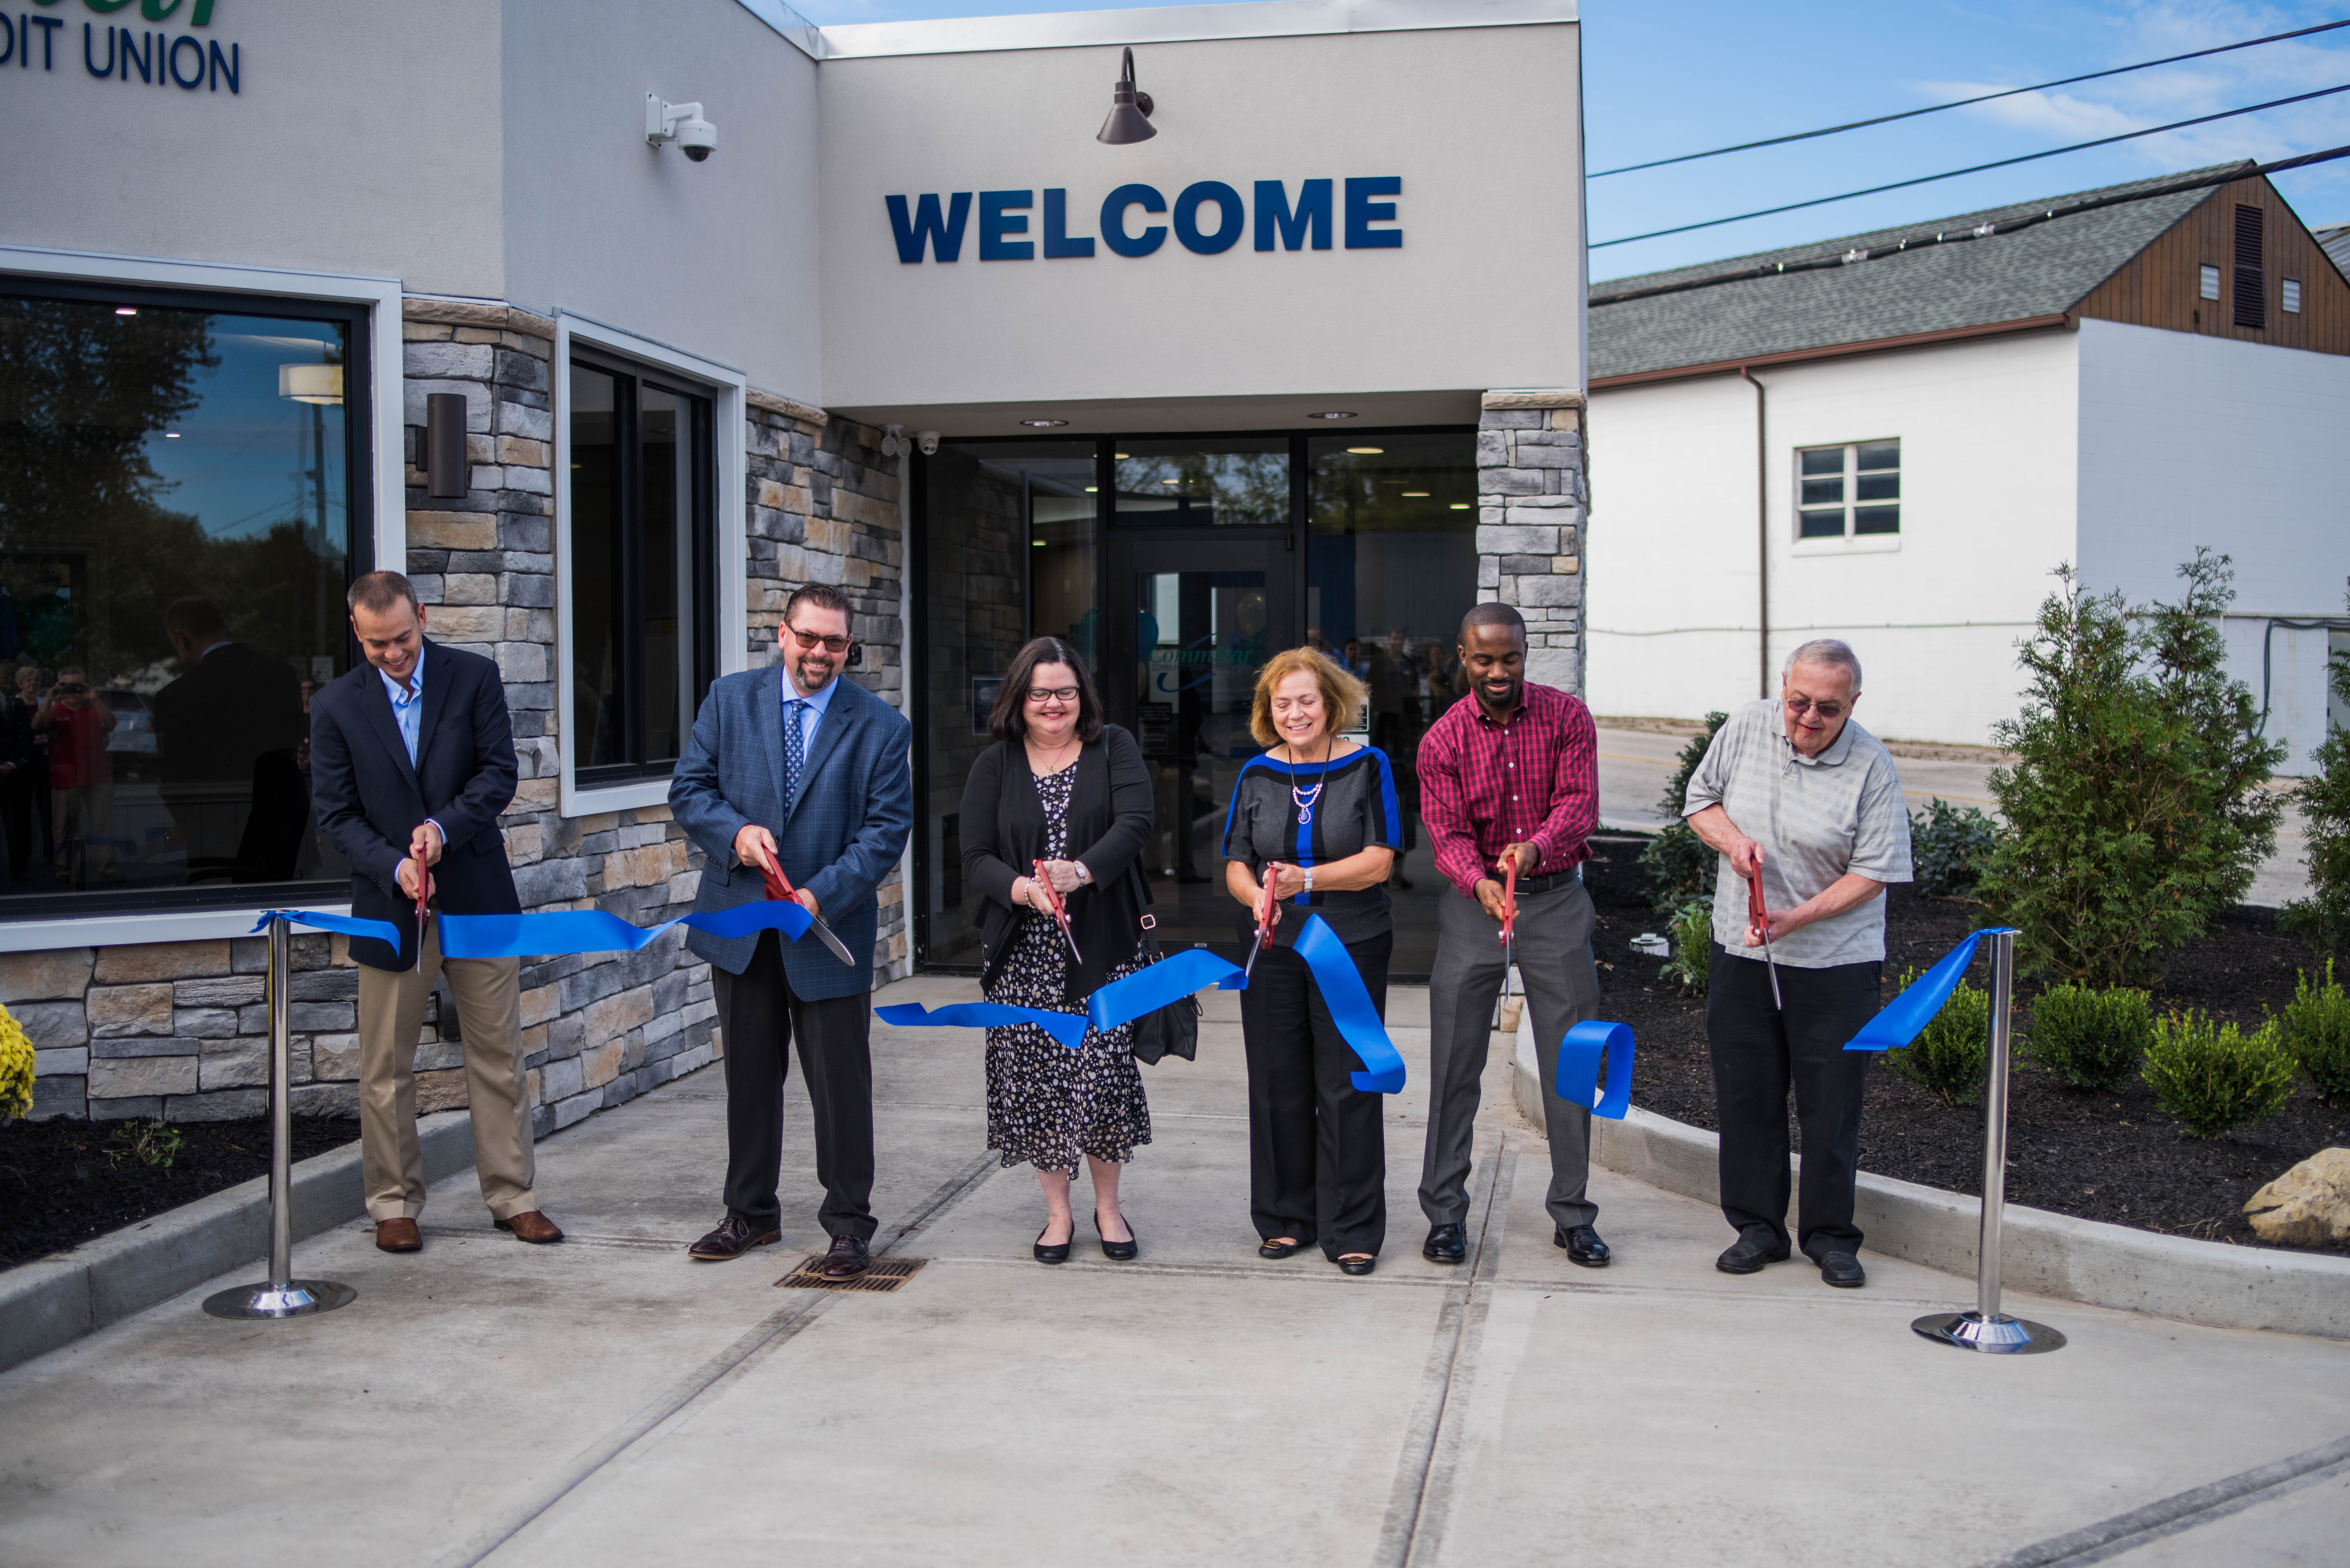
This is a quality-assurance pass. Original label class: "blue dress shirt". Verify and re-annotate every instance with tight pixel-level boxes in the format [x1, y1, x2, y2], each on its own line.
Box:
[379, 645, 443, 846]
[780, 667, 837, 784]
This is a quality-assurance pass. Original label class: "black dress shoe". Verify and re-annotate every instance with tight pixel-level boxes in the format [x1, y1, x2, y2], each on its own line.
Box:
[1817, 1251, 1866, 1289]
[687, 1215, 781, 1262]
[1259, 1237, 1304, 1259]
[1337, 1254, 1376, 1276]
[819, 1233, 871, 1280]
[1716, 1234, 1792, 1275]
[1556, 1225, 1611, 1268]
[1423, 1223, 1466, 1264]
[1034, 1220, 1073, 1265]
[1095, 1212, 1138, 1262]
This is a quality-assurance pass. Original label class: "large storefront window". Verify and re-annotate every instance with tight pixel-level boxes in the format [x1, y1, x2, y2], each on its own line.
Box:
[0, 281, 365, 913]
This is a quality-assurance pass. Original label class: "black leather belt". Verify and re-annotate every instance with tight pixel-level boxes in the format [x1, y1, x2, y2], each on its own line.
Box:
[1514, 870, 1580, 897]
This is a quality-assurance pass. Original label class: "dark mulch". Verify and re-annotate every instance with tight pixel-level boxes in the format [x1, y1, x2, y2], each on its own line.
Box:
[0, 1115, 362, 1270]
[1581, 837, 2350, 1257]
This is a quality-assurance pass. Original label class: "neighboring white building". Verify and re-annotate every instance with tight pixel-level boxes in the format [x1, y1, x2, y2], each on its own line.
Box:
[1585, 164, 2350, 768]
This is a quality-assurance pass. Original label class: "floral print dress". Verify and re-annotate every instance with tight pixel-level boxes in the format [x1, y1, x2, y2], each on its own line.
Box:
[984, 764, 1151, 1172]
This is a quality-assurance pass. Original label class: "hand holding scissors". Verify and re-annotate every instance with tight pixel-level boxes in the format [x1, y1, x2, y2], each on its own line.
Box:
[1032, 858, 1082, 963]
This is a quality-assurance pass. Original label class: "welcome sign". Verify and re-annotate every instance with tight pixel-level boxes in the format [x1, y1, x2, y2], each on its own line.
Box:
[886, 177, 1404, 262]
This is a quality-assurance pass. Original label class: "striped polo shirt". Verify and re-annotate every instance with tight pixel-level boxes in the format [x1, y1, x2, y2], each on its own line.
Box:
[1681, 699, 1913, 968]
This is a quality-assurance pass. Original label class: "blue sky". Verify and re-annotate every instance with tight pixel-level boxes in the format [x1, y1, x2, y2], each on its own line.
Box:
[792, 0, 2350, 278]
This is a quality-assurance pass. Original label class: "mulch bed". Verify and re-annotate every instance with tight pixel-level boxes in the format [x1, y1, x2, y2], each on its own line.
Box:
[0, 1115, 362, 1271]
[1581, 836, 2350, 1258]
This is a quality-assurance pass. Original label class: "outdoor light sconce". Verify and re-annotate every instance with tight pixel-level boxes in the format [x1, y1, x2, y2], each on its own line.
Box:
[425, 392, 468, 500]
[1096, 47, 1155, 144]
[645, 94, 718, 161]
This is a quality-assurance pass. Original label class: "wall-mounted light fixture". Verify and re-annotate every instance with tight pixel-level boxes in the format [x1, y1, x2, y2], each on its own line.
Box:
[1308, 411, 1357, 421]
[1020, 418, 1069, 428]
[646, 94, 718, 161]
[425, 392, 468, 500]
[1096, 47, 1155, 145]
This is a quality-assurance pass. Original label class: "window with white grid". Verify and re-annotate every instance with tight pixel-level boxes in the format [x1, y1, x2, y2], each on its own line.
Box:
[1797, 440, 1900, 540]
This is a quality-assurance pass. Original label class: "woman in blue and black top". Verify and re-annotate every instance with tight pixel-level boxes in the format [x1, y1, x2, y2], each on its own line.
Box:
[1222, 646, 1403, 1276]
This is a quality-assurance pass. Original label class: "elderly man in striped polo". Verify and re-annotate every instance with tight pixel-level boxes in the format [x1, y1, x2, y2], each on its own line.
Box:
[1682, 638, 1912, 1290]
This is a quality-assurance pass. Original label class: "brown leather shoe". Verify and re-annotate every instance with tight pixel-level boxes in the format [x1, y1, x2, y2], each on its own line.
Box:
[495, 1210, 565, 1244]
[688, 1215, 782, 1261]
[819, 1233, 871, 1280]
[375, 1217, 422, 1253]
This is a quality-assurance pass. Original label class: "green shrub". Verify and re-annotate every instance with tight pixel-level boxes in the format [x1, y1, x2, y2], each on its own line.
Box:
[2026, 983, 2153, 1092]
[2281, 960, 2350, 1108]
[2141, 1009, 2296, 1138]
[1910, 797, 2001, 898]
[105, 1120, 185, 1171]
[1979, 553, 2285, 986]
[1883, 969, 1990, 1106]
[2280, 598, 2350, 958]
[1660, 897, 1711, 995]
[1638, 712, 1730, 912]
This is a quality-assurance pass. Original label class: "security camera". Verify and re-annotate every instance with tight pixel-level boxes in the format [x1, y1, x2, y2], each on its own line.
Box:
[646, 94, 717, 162]
[916, 430, 940, 457]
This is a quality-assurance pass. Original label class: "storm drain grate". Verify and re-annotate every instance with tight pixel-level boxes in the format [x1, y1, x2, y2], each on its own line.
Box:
[775, 1255, 928, 1293]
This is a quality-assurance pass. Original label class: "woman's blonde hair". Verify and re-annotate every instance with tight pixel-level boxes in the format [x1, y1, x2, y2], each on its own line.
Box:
[1249, 646, 1367, 749]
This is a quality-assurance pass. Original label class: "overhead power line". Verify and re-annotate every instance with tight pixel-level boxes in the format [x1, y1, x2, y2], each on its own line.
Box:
[1589, 17, 2350, 177]
[1589, 81, 2350, 249]
[1588, 145, 2350, 308]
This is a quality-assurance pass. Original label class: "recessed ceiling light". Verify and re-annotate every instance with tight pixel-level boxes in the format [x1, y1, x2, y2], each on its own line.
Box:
[1401, 490, 1428, 497]
[1032, 538, 1048, 546]
[1114, 452, 1130, 459]
[1162, 478, 1183, 485]
[1448, 502, 1471, 510]
[1021, 418, 1068, 428]
[1347, 446, 1383, 455]
[164, 431, 181, 438]
[1084, 486, 1098, 493]
[1309, 411, 1356, 420]
[115, 307, 138, 316]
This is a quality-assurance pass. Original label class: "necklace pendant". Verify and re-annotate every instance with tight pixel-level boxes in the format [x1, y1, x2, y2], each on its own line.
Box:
[1298, 807, 1313, 826]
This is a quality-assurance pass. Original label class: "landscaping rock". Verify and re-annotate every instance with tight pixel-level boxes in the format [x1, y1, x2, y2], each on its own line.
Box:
[2242, 1148, 2350, 1246]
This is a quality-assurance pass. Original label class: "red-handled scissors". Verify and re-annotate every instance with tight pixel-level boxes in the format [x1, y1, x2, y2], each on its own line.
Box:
[1499, 855, 1520, 1007]
[1746, 866, 1784, 1010]
[1243, 863, 1279, 981]
[412, 861, 432, 973]
[761, 859, 859, 967]
[1033, 859, 1082, 964]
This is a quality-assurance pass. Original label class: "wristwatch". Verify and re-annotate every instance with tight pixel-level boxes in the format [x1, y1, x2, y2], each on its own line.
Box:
[1075, 862, 1093, 886]
[1302, 866, 1315, 895]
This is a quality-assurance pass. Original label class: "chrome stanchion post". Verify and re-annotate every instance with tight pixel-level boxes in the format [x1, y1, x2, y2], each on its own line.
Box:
[1912, 928, 2062, 1354]
[204, 916, 357, 1320]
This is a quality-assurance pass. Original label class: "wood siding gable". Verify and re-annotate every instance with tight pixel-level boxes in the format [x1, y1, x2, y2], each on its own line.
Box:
[2073, 175, 2350, 356]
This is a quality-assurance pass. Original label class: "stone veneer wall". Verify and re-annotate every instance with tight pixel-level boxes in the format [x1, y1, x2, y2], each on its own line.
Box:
[1476, 389, 1588, 696]
[11, 298, 905, 1126]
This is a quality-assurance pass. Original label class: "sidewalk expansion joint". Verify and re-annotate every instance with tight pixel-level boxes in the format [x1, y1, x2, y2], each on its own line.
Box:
[1980, 1432, 2350, 1568]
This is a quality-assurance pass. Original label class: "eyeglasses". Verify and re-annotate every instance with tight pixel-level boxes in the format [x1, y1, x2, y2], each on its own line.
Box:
[1785, 695, 1847, 720]
[787, 628, 852, 654]
[1025, 686, 1080, 705]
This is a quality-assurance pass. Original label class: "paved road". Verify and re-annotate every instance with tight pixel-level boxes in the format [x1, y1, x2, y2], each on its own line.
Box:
[1596, 727, 2314, 908]
[3, 978, 2345, 1566]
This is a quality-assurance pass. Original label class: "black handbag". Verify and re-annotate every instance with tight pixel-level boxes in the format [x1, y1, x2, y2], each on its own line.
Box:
[1126, 912, 1199, 1066]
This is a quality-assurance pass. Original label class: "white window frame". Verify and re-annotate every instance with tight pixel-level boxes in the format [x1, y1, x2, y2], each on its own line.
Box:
[554, 313, 748, 818]
[0, 244, 403, 953]
[2282, 276, 2302, 314]
[1792, 438, 1902, 556]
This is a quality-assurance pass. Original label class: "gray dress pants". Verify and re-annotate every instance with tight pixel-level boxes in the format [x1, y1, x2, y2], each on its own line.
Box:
[1419, 878, 1602, 1232]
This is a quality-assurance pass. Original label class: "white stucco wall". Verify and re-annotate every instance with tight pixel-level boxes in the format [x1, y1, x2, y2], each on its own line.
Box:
[1587, 330, 2081, 746]
[2077, 317, 2350, 774]
[814, 20, 1583, 424]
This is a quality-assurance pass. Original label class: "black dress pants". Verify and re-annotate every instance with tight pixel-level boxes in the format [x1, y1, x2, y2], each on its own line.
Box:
[713, 930, 877, 1241]
[1240, 930, 1390, 1260]
[1706, 942, 1881, 1259]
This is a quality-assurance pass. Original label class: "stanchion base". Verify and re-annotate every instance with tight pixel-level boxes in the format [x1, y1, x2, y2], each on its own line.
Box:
[202, 1280, 357, 1320]
[1911, 1310, 2065, 1354]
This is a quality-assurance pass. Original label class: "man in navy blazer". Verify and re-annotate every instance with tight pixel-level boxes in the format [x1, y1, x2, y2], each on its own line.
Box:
[670, 583, 912, 1276]
[309, 571, 561, 1253]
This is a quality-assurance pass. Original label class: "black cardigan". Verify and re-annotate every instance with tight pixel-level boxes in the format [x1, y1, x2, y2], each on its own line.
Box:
[961, 725, 1155, 992]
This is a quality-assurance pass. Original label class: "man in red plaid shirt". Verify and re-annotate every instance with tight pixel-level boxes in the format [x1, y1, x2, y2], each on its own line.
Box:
[1415, 603, 1609, 1268]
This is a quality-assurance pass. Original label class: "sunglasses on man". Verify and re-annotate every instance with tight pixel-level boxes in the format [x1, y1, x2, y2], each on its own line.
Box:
[1784, 695, 1848, 721]
[787, 627, 853, 655]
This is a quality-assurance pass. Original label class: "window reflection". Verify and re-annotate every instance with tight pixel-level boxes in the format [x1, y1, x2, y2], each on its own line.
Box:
[1114, 438, 1288, 526]
[0, 288, 357, 907]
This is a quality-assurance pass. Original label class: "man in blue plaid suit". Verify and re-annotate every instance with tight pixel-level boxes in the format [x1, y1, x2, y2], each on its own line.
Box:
[670, 584, 912, 1278]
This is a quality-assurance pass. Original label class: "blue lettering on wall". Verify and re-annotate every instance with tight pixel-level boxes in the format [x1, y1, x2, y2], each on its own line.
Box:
[887, 179, 1398, 262]
[979, 190, 1033, 260]
[1255, 179, 1331, 252]
[1344, 177, 1403, 250]
[1042, 188, 1094, 258]
[885, 192, 973, 263]
[1173, 181, 1244, 256]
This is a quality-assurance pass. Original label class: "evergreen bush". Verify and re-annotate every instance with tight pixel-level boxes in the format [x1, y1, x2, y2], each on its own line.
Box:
[2141, 1009, 2296, 1138]
[1660, 897, 1711, 996]
[1910, 797, 2001, 898]
[2281, 960, 2350, 1108]
[1638, 711, 1729, 912]
[1883, 969, 1990, 1107]
[2025, 983, 2152, 1092]
[1978, 553, 2285, 986]
[2280, 599, 2350, 958]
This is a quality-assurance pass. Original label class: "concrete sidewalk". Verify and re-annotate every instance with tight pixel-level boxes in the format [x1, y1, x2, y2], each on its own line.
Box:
[3, 977, 2346, 1567]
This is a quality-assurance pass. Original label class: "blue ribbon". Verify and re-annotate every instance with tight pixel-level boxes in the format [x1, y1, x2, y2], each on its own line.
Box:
[1552, 1020, 1636, 1120]
[1844, 927, 2016, 1051]
[252, 909, 405, 955]
[436, 899, 814, 960]
[873, 1002, 1090, 1048]
[1084, 947, 1248, 1034]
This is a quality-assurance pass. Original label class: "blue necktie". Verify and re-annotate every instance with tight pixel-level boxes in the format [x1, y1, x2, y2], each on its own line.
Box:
[783, 699, 806, 805]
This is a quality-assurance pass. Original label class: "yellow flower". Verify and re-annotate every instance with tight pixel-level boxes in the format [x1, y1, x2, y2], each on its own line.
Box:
[0, 1002, 32, 1123]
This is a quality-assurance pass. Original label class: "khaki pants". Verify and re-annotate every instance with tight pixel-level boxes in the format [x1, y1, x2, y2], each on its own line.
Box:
[357, 913, 536, 1223]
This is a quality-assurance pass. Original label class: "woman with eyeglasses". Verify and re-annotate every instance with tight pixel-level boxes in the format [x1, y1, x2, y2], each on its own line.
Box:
[1223, 646, 1401, 1276]
[961, 637, 1156, 1263]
